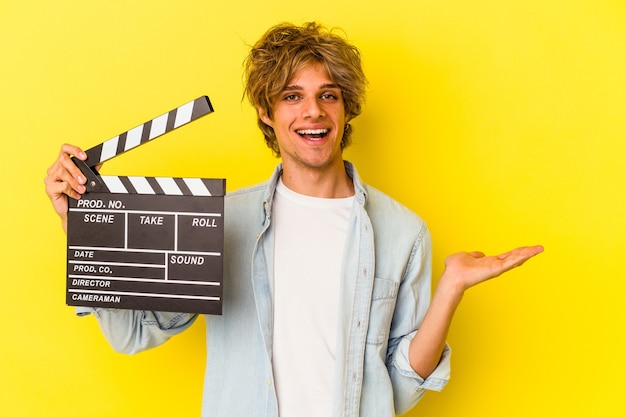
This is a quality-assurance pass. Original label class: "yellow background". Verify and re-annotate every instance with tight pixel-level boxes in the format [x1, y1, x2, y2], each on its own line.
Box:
[1, 0, 625, 416]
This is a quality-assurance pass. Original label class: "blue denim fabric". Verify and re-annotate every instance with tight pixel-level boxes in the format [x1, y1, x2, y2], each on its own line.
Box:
[78, 161, 450, 416]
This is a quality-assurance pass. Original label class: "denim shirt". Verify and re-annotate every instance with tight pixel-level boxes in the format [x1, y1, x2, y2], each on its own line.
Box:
[80, 161, 451, 416]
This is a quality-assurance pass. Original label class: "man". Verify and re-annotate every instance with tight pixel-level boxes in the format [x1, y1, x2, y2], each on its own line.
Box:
[44, 22, 543, 417]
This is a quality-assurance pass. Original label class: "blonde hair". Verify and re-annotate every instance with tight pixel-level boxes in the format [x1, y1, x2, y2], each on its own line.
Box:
[244, 22, 367, 156]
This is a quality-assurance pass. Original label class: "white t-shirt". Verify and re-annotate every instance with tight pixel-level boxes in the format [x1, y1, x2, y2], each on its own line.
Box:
[272, 178, 354, 417]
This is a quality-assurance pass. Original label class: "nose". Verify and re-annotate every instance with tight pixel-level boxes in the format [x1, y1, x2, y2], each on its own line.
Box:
[302, 98, 325, 119]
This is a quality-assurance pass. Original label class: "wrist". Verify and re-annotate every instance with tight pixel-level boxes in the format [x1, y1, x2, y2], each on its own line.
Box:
[433, 272, 466, 308]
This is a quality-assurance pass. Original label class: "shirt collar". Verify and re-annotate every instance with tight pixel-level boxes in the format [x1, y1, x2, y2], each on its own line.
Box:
[261, 161, 368, 220]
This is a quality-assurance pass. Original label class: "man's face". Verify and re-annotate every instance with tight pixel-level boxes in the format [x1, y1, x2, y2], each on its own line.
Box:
[260, 62, 346, 173]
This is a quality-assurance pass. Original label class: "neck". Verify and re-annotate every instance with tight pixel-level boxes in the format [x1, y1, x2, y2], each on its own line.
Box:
[280, 159, 354, 198]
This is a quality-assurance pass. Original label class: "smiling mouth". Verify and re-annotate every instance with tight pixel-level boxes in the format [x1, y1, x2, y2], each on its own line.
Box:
[296, 128, 328, 141]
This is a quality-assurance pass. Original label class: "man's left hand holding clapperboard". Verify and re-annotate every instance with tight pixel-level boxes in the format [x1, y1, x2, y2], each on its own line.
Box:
[66, 96, 225, 315]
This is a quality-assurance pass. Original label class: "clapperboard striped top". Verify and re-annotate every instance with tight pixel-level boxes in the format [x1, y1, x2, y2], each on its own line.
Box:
[101, 176, 225, 196]
[85, 96, 213, 165]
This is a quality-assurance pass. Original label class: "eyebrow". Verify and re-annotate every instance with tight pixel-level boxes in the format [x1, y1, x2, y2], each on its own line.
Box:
[282, 83, 340, 92]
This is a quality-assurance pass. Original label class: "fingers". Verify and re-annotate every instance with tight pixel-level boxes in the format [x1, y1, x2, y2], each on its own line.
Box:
[44, 172, 82, 201]
[60, 143, 87, 161]
[45, 144, 88, 198]
[44, 143, 94, 223]
[504, 245, 544, 261]
[498, 245, 544, 271]
[58, 143, 88, 180]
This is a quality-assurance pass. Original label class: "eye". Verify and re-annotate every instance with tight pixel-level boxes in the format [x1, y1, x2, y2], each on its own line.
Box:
[283, 94, 301, 102]
[320, 93, 338, 100]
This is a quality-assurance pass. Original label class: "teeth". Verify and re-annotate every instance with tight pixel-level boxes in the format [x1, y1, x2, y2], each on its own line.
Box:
[297, 129, 328, 135]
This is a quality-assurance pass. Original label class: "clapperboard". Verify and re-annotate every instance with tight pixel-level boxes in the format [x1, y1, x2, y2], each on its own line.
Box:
[66, 96, 225, 315]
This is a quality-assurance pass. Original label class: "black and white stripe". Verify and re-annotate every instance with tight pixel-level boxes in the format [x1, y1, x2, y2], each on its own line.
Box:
[99, 176, 225, 196]
[85, 96, 213, 165]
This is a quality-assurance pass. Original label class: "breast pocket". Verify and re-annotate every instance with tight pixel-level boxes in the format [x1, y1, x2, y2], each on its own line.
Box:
[366, 277, 399, 346]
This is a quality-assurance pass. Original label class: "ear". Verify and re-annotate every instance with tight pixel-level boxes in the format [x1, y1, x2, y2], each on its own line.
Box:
[257, 107, 273, 128]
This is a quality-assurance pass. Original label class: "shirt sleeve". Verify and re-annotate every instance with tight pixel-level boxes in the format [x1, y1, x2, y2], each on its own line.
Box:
[76, 307, 197, 354]
[385, 224, 452, 414]
[389, 336, 451, 411]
